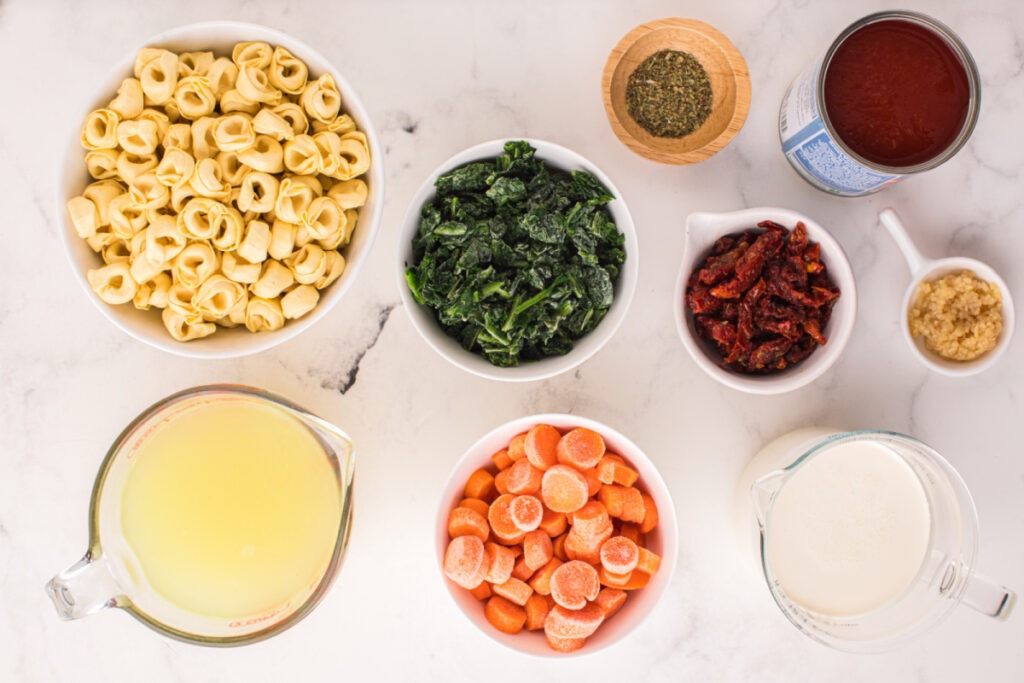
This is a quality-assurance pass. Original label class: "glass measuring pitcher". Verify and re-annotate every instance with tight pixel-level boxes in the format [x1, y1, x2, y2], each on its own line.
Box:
[739, 428, 1014, 652]
[46, 385, 355, 646]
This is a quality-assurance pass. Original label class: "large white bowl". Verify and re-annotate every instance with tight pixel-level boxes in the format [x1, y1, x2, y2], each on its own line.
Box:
[58, 21, 384, 358]
[435, 414, 678, 657]
[673, 207, 857, 394]
[397, 139, 638, 381]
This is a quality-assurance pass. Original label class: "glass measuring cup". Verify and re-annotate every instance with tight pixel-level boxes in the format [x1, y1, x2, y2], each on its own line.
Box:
[46, 385, 355, 646]
[739, 428, 1015, 652]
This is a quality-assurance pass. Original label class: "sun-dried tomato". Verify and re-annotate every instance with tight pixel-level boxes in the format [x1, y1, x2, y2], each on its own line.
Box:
[684, 221, 841, 375]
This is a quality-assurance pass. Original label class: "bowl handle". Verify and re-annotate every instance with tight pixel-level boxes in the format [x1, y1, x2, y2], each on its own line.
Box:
[879, 208, 930, 275]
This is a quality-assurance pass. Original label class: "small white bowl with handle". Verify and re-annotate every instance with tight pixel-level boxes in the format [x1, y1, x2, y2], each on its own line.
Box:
[879, 208, 1014, 377]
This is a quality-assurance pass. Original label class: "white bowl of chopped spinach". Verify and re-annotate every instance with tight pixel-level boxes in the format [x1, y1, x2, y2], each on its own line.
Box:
[399, 140, 638, 381]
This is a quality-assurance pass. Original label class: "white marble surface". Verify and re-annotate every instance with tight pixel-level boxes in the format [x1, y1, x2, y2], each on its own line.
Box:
[2, 0, 1022, 680]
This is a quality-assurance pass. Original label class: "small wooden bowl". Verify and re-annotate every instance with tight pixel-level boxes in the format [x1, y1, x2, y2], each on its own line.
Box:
[602, 18, 751, 165]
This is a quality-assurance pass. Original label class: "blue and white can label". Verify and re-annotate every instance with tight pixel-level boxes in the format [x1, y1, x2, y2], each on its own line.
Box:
[779, 58, 903, 197]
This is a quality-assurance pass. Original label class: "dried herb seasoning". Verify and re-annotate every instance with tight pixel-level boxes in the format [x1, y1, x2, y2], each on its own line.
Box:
[626, 49, 713, 138]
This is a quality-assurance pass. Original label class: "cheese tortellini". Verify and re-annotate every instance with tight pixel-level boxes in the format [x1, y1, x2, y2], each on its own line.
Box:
[69, 41, 371, 342]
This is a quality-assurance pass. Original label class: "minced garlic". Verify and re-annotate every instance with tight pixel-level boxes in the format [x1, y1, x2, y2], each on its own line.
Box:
[908, 270, 1002, 361]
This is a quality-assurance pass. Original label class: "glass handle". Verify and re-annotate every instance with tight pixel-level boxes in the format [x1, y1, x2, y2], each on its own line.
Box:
[46, 552, 122, 620]
[962, 570, 1016, 621]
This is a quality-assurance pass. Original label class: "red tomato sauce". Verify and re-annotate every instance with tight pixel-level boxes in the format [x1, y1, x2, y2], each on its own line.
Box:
[823, 19, 970, 168]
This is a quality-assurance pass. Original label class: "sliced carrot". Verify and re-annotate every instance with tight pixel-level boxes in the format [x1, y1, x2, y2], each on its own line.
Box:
[544, 603, 605, 639]
[545, 632, 585, 653]
[564, 526, 610, 565]
[570, 500, 612, 537]
[504, 457, 543, 495]
[523, 529, 553, 571]
[595, 453, 624, 484]
[556, 427, 605, 470]
[493, 467, 510, 495]
[549, 560, 600, 610]
[443, 535, 490, 589]
[598, 566, 632, 588]
[595, 587, 627, 618]
[484, 542, 516, 585]
[484, 595, 527, 634]
[528, 557, 563, 595]
[619, 522, 644, 547]
[598, 484, 645, 523]
[492, 577, 533, 606]
[508, 432, 528, 461]
[464, 468, 496, 501]
[637, 547, 661, 575]
[509, 495, 544, 532]
[491, 448, 513, 470]
[618, 570, 650, 590]
[488, 494, 524, 542]
[511, 555, 534, 581]
[552, 532, 568, 561]
[524, 593, 550, 631]
[469, 581, 492, 601]
[458, 497, 490, 519]
[600, 536, 639, 574]
[639, 493, 659, 534]
[538, 508, 568, 537]
[524, 424, 561, 471]
[541, 465, 589, 513]
[581, 467, 602, 497]
[447, 506, 489, 542]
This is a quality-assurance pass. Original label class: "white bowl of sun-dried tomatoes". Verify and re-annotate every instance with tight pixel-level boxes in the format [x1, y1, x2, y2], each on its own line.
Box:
[673, 207, 857, 394]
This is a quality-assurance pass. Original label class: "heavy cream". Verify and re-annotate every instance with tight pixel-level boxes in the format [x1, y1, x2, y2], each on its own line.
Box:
[764, 439, 931, 617]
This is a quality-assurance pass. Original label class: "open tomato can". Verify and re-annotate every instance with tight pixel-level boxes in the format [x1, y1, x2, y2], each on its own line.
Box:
[779, 10, 980, 197]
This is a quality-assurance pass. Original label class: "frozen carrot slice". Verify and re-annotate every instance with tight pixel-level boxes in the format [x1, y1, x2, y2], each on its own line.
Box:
[524, 424, 561, 471]
[541, 465, 589, 513]
[549, 560, 600, 610]
[523, 529, 553, 571]
[637, 547, 661, 575]
[485, 595, 527, 634]
[469, 581, 492, 601]
[509, 495, 544, 532]
[619, 570, 650, 590]
[639, 493, 659, 534]
[600, 536, 639, 575]
[458, 497, 490, 519]
[491, 448, 513, 470]
[598, 566, 632, 588]
[511, 555, 534, 582]
[492, 577, 533, 606]
[508, 432, 528, 461]
[544, 603, 605, 639]
[597, 454, 638, 487]
[595, 587, 627, 618]
[443, 535, 490, 589]
[570, 501, 612, 537]
[504, 458, 543, 495]
[528, 557, 563, 595]
[484, 542, 516, 584]
[545, 632, 585, 653]
[488, 494, 522, 539]
[564, 526, 610, 565]
[619, 522, 644, 546]
[447, 506, 490, 542]
[494, 468, 511, 495]
[552, 532, 568, 561]
[581, 467, 602, 497]
[464, 468, 496, 501]
[524, 593, 550, 631]
[556, 427, 605, 470]
[539, 508, 568, 537]
[599, 484, 645, 523]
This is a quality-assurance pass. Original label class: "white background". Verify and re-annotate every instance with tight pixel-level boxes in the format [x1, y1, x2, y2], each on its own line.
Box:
[1, 0, 1022, 680]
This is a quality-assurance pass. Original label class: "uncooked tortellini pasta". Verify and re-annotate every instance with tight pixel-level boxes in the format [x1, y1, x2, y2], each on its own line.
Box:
[68, 41, 369, 342]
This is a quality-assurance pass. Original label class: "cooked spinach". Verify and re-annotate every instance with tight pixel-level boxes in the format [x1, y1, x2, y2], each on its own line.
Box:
[405, 140, 626, 368]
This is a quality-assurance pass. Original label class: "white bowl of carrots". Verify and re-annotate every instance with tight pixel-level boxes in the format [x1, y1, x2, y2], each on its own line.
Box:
[436, 414, 678, 657]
